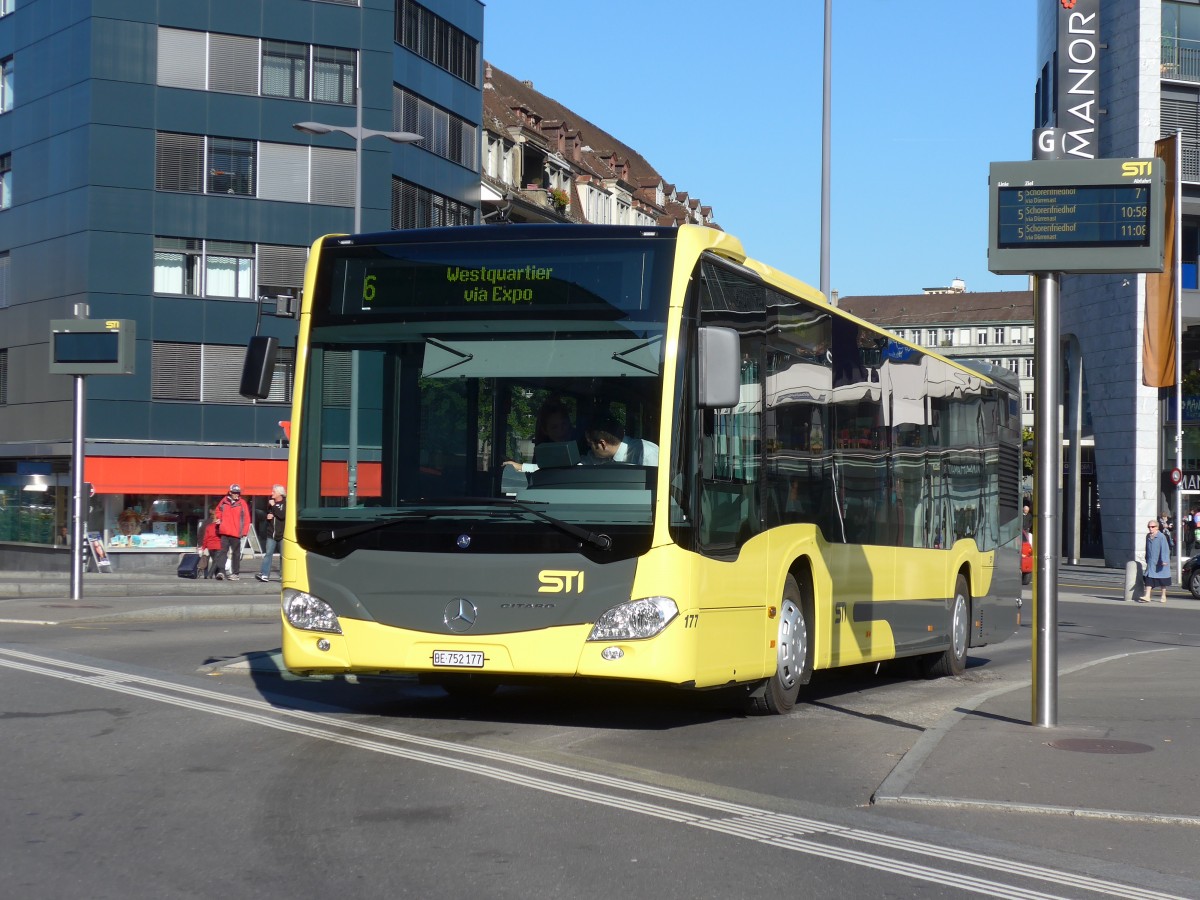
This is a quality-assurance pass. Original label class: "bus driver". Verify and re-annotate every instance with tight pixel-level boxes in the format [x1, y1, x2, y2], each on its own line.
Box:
[583, 416, 658, 466]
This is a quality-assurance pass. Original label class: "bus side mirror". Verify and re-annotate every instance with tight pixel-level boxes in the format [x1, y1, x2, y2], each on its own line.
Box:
[698, 326, 740, 408]
[240, 336, 279, 400]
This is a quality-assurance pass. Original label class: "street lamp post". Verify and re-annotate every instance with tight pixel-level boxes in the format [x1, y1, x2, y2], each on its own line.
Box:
[293, 87, 422, 506]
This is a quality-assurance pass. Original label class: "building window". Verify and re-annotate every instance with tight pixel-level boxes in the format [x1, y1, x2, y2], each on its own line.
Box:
[153, 237, 266, 300]
[157, 28, 355, 106]
[257, 245, 307, 300]
[0, 153, 10, 210]
[204, 241, 254, 299]
[1010, 327, 1022, 344]
[312, 46, 356, 104]
[0, 1, 13, 17]
[0, 251, 8, 308]
[1007, 358, 1020, 374]
[262, 40, 309, 100]
[154, 238, 202, 296]
[1024, 357, 1035, 378]
[394, 85, 478, 169]
[151, 342, 201, 400]
[1, 56, 12, 113]
[976, 328, 988, 345]
[152, 342, 293, 403]
[391, 176, 475, 229]
[1025, 327, 1035, 343]
[157, 132, 270, 198]
[925, 328, 937, 346]
[395, 0, 479, 86]
[1025, 392, 1035, 412]
[993, 327, 1005, 344]
[155, 132, 205, 193]
[941, 328, 953, 346]
[208, 33, 258, 95]
[207, 137, 256, 195]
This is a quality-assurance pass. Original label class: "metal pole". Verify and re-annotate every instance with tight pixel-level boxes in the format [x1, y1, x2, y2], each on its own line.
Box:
[819, 0, 831, 299]
[347, 70, 363, 506]
[70, 373, 86, 600]
[1174, 131, 1184, 583]
[1032, 273, 1061, 727]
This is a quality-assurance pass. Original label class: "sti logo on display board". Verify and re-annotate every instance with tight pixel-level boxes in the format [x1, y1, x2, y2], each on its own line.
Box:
[987, 158, 1165, 275]
[49, 319, 136, 375]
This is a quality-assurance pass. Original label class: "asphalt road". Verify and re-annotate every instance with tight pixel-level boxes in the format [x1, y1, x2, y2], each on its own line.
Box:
[2, 573, 1198, 899]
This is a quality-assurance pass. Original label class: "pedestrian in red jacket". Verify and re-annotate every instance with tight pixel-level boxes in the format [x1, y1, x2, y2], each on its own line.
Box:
[201, 507, 223, 579]
[213, 484, 252, 580]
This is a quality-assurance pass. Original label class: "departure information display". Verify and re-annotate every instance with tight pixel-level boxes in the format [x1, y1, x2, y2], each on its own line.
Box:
[996, 185, 1150, 248]
[988, 159, 1165, 275]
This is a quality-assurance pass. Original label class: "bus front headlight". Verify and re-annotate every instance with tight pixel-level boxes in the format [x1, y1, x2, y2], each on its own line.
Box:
[282, 589, 342, 634]
[587, 597, 678, 641]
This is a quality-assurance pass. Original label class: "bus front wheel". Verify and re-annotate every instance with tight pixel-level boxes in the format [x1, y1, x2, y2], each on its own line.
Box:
[748, 574, 811, 715]
[920, 574, 969, 678]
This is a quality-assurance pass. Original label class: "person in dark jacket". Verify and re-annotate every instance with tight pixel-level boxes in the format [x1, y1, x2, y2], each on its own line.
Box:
[257, 484, 285, 582]
[213, 484, 252, 581]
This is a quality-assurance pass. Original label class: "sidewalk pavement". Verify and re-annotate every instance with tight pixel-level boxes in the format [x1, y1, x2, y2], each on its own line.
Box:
[0, 568, 279, 624]
[874, 646, 1200, 827]
[875, 563, 1200, 830]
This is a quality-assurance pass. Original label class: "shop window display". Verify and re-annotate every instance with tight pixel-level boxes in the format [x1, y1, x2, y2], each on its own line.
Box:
[104, 494, 208, 549]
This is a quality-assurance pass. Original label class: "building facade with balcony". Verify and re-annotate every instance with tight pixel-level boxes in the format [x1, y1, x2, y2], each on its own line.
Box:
[479, 62, 717, 228]
[0, 0, 483, 569]
[1032, 0, 1200, 565]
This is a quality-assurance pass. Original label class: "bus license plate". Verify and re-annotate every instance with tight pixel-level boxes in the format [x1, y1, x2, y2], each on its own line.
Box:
[432, 650, 485, 668]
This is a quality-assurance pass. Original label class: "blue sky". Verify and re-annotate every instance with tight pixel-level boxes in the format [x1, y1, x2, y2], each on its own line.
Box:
[481, 0, 1036, 299]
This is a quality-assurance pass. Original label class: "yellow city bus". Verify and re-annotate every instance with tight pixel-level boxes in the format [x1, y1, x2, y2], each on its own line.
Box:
[244, 224, 1020, 713]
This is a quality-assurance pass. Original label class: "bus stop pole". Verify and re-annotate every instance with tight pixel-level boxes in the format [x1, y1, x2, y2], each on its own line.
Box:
[70, 372, 86, 600]
[1032, 272, 1061, 727]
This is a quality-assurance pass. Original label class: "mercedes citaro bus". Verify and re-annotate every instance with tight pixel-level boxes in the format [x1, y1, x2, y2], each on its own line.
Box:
[242, 224, 1020, 713]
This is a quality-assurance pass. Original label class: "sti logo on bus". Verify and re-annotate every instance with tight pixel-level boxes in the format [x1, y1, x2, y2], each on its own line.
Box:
[539, 570, 585, 593]
[1121, 161, 1152, 178]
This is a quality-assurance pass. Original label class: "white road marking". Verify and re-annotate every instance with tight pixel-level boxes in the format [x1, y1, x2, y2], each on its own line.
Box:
[0, 646, 1187, 900]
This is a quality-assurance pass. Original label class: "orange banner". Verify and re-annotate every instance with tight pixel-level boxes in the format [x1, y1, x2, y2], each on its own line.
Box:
[1144, 135, 1178, 388]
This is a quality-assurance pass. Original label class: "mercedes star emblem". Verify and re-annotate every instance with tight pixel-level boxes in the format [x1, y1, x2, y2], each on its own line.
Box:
[444, 597, 478, 633]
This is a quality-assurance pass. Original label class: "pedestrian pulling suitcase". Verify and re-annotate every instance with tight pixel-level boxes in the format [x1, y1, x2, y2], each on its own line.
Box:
[177, 552, 201, 579]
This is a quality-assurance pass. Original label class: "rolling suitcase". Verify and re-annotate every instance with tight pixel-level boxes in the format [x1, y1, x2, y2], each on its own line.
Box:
[177, 552, 201, 579]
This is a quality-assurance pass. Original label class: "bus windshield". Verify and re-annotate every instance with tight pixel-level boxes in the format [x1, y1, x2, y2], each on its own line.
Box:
[295, 230, 675, 551]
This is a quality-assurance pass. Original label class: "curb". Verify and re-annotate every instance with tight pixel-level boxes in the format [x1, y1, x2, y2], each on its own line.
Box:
[21, 603, 280, 625]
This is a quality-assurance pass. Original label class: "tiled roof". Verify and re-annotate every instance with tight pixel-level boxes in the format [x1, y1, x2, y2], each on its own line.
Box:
[482, 62, 718, 228]
[837, 291, 1033, 326]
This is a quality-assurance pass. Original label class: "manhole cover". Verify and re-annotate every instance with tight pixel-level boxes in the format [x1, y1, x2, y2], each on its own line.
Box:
[1047, 739, 1153, 754]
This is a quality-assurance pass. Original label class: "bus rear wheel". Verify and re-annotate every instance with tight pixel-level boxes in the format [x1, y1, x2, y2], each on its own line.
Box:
[921, 574, 969, 678]
[748, 574, 811, 715]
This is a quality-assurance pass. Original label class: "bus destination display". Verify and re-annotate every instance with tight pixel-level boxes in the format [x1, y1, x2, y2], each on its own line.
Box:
[996, 184, 1150, 249]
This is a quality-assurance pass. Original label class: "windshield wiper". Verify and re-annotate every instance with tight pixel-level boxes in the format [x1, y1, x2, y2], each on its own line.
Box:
[477, 497, 612, 550]
[313, 512, 432, 545]
[414, 497, 612, 550]
[310, 499, 612, 550]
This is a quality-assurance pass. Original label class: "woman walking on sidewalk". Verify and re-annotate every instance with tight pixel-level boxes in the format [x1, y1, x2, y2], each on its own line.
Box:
[1140, 519, 1171, 603]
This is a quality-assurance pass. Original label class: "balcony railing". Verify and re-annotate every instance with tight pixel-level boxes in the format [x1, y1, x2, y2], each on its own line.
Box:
[1162, 36, 1200, 82]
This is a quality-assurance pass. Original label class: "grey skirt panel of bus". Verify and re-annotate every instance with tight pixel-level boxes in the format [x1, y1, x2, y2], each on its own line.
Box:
[305, 551, 640, 636]
[973, 541, 1022, 648]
